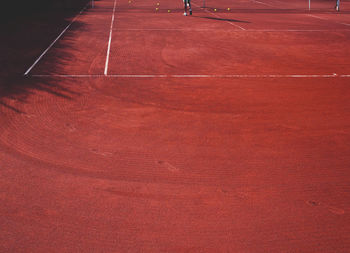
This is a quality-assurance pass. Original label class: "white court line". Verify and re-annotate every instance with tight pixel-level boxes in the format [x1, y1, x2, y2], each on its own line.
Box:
[248, 0, 350, 29]
[192, 2, 246, 30]
[104, 0, 118, 76]
[307, 14, 328, 20]
[250, 0, 275, 7]
[29, 73, 350, 78]
[116, 28, 227, 31]
[115, 28, 350, 32]
[307, 15, 350, 28]
[24, 3, 89, 76]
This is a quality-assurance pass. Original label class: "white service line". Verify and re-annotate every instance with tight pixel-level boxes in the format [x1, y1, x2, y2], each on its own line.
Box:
[29, 73, 350, 78]
[24, 3, 89, 76]
[104, 0, 118, 76]
[192, 2, 246, 30]
[116, 28, 224, 31]
[116, 28, 350, 32]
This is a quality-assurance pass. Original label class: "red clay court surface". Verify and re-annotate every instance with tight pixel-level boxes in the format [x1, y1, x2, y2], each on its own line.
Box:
[1, 0, 350, 252]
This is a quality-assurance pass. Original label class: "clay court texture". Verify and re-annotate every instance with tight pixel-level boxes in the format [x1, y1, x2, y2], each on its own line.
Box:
[1, 0, 350, 251]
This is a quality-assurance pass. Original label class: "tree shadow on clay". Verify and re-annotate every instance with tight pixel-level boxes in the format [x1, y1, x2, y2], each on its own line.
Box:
[199, 16, 250, 23]
[0, 2, 93, 113]
[0, 76, 81, 114]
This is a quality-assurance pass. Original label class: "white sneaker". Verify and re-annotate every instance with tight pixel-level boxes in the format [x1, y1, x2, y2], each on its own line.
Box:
[184, 12, 187, 16]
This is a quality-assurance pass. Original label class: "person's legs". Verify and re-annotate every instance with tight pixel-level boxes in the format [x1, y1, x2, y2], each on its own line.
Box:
[188, 0, 192, 15]
[335, 0, 340, 11]
[184, 0, 188, 15]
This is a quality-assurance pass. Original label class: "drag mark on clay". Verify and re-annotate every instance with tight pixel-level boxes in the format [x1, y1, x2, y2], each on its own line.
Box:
[90, 148, 113, 157]
[65, 123, 76, 132]
[104, 187, 168, 200]
[157, 160, 180, 172]
[306, 200, 345, 215]
[103, 187, 198, 201]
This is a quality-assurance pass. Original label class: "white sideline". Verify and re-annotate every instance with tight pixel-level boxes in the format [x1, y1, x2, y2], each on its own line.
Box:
[104, 0, 118, 76]
[23, 3, 89, 76]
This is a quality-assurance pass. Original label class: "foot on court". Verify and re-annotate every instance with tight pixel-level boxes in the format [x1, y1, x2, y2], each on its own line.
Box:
[184, 12, 187, 16]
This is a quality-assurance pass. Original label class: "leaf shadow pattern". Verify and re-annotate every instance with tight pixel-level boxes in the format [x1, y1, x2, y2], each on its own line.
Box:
[0, 3, 91, 113]
[0, 76, 81, 114]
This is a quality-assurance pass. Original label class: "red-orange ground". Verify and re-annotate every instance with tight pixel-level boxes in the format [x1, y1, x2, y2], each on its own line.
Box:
[1, 0, 350, 252]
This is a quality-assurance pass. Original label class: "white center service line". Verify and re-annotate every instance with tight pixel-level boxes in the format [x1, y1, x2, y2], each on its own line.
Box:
[104, 0, 118, 76]
[24, 3, 89, 76]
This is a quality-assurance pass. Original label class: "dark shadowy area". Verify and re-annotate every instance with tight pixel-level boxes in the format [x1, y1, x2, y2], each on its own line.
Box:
[0, 0, 89, 113]
[0, 76, 81, 113]
[2, 0, 90, 19]
[199, 16, 250, 23]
